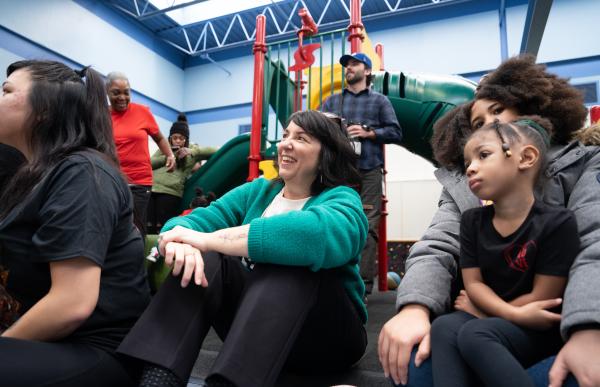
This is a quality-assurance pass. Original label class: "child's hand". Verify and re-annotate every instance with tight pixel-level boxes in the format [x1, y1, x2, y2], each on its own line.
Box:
[454, 290, 487, 318]
[511, 298, 562, 330]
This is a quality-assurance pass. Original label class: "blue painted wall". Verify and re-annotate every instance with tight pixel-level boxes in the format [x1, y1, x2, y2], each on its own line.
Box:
[0, 0, 184, 111]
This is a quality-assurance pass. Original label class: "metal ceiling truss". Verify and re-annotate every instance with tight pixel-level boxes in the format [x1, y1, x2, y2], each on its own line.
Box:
[109, 0, 456, 56]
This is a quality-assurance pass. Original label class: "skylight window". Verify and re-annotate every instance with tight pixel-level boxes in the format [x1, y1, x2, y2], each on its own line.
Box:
[149, 0, 285, 25]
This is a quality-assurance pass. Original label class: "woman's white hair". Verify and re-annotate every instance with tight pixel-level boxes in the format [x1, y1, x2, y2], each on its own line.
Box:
[106, 71, 129, 88]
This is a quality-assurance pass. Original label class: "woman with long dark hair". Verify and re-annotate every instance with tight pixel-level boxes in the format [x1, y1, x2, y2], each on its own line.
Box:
[379, 55, 597, 387]
[0, 60, 150, 386]
[118, 110, 369, 387]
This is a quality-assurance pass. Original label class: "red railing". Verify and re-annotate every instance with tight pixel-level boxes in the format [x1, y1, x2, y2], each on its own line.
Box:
[248, 15, 267, 181]
[375, 42, 388, 291]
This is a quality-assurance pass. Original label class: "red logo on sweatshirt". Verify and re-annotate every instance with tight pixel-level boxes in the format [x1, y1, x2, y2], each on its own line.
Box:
[503, 241, 536, 272]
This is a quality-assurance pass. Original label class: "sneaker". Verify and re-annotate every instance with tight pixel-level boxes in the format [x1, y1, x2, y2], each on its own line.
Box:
[139, 363, 185, 387]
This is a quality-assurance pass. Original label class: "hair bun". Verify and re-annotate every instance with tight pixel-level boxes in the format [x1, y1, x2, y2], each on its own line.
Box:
[177, 112, 188, 123]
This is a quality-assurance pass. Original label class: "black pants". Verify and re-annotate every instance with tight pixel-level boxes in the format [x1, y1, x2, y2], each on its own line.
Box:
[147, 192, 181, 235]
[118, 252, 367, 387]
[359, 168, 382, 293]
[431, 311, 563, 387]
[0, 338, 137, 387]
[130, 185, 152, 240]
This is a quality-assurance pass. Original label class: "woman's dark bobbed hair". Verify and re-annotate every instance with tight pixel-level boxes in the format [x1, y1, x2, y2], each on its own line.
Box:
[278, 110, 361, 195]
[431, 54, 587, 171]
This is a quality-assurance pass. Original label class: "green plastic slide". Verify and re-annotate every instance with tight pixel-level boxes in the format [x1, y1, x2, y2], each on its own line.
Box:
[180, 133, 250, 211]
[372, 71, 477, 164]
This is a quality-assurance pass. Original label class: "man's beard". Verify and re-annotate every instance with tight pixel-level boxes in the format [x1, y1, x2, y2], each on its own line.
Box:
[346, 71, 364, 85]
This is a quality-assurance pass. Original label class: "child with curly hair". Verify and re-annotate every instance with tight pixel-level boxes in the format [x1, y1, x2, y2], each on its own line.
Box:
[431, 117, 580, 387]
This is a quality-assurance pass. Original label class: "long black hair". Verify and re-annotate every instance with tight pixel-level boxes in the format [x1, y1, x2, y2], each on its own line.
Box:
[0, 60, 117, 217]
[276, 110, 361, 195]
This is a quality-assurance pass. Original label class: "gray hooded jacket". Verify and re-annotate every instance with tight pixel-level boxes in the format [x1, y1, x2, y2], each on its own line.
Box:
[396, 133, 600, 339]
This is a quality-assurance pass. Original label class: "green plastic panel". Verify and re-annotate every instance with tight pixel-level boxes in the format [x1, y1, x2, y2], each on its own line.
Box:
[264, 58, 295, 130]
[373, 71, 476, 164]
[371, 70, 387, 95]
[180, 134, 250, 211]
[143, 234, 170, 293]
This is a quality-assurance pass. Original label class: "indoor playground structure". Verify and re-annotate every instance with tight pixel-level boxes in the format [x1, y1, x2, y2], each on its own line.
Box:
[174, 0, 476, 292]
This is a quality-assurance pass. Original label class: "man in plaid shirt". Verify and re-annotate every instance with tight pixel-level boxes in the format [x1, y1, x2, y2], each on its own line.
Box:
[321, 52, 402, 297]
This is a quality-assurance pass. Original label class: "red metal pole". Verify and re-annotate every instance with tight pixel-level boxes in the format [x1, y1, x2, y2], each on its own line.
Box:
[348, 0, 364, 53]
[248, 15, 267, 181]
[375, 43, 384, 71]
[591, 105, 600, 124]
[378, 158, 389, 292]
[376, 44, 389, 292]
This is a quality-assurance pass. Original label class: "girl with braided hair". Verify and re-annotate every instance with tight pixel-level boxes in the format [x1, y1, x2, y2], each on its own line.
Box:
[431, 117, 580, 387]
[379, 55, 599, 387]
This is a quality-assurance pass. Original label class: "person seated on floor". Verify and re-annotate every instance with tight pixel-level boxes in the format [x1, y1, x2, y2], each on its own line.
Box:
[147, 113, 216, 234]
[378, 54, 598, 387]
[431, 117, 580, 387]
[0, 60, 150, 386]
[180, 187, 217, 216]
[118, 110, 369, 387]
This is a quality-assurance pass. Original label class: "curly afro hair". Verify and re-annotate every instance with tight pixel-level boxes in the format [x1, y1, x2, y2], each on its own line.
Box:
[431, 102, 473, 170]
[431, 54, 587, 170]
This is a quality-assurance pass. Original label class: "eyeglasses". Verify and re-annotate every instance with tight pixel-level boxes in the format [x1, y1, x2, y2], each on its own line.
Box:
[321, 111, 343, 126]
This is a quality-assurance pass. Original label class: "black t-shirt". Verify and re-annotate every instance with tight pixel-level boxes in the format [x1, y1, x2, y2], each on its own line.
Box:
[460, 201, 579, 301]
[0, 151, 150, 352]
[0, 143, 26, 196]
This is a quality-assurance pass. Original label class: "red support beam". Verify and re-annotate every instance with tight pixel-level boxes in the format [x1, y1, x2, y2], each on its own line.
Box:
[375, 43, 384, 71]
[248, 15, 267, 181]
[348, 0, 364, 53]
[591, 105, 600, 124]
[376, 44, 388, 292]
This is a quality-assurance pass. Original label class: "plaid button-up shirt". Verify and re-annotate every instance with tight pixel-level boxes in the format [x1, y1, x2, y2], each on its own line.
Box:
[321, 87, 402, 171]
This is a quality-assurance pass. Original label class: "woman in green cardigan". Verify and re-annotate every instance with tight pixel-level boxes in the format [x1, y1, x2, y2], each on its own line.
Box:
[147, 113, 216, 234]
[118, 110, 369, 387]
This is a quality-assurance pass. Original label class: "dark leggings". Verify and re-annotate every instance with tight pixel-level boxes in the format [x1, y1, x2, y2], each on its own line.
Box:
[431, 311, 563, 387]
[118, 251, 367, 387]
[0, 338, 136, 387]
[130, 184, 152, 240]
[147, 192, 181, 235]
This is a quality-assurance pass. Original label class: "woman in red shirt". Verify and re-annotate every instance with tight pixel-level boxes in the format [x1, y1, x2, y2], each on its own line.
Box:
[107, 72, 175, 239]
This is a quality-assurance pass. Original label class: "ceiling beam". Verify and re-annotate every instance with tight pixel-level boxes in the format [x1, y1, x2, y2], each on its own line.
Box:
[138, 0, 209, 21]
[520, 0, 553, 57]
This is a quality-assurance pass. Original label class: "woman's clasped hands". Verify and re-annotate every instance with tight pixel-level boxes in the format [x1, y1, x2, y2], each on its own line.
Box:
[158, 226, 209, 288]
